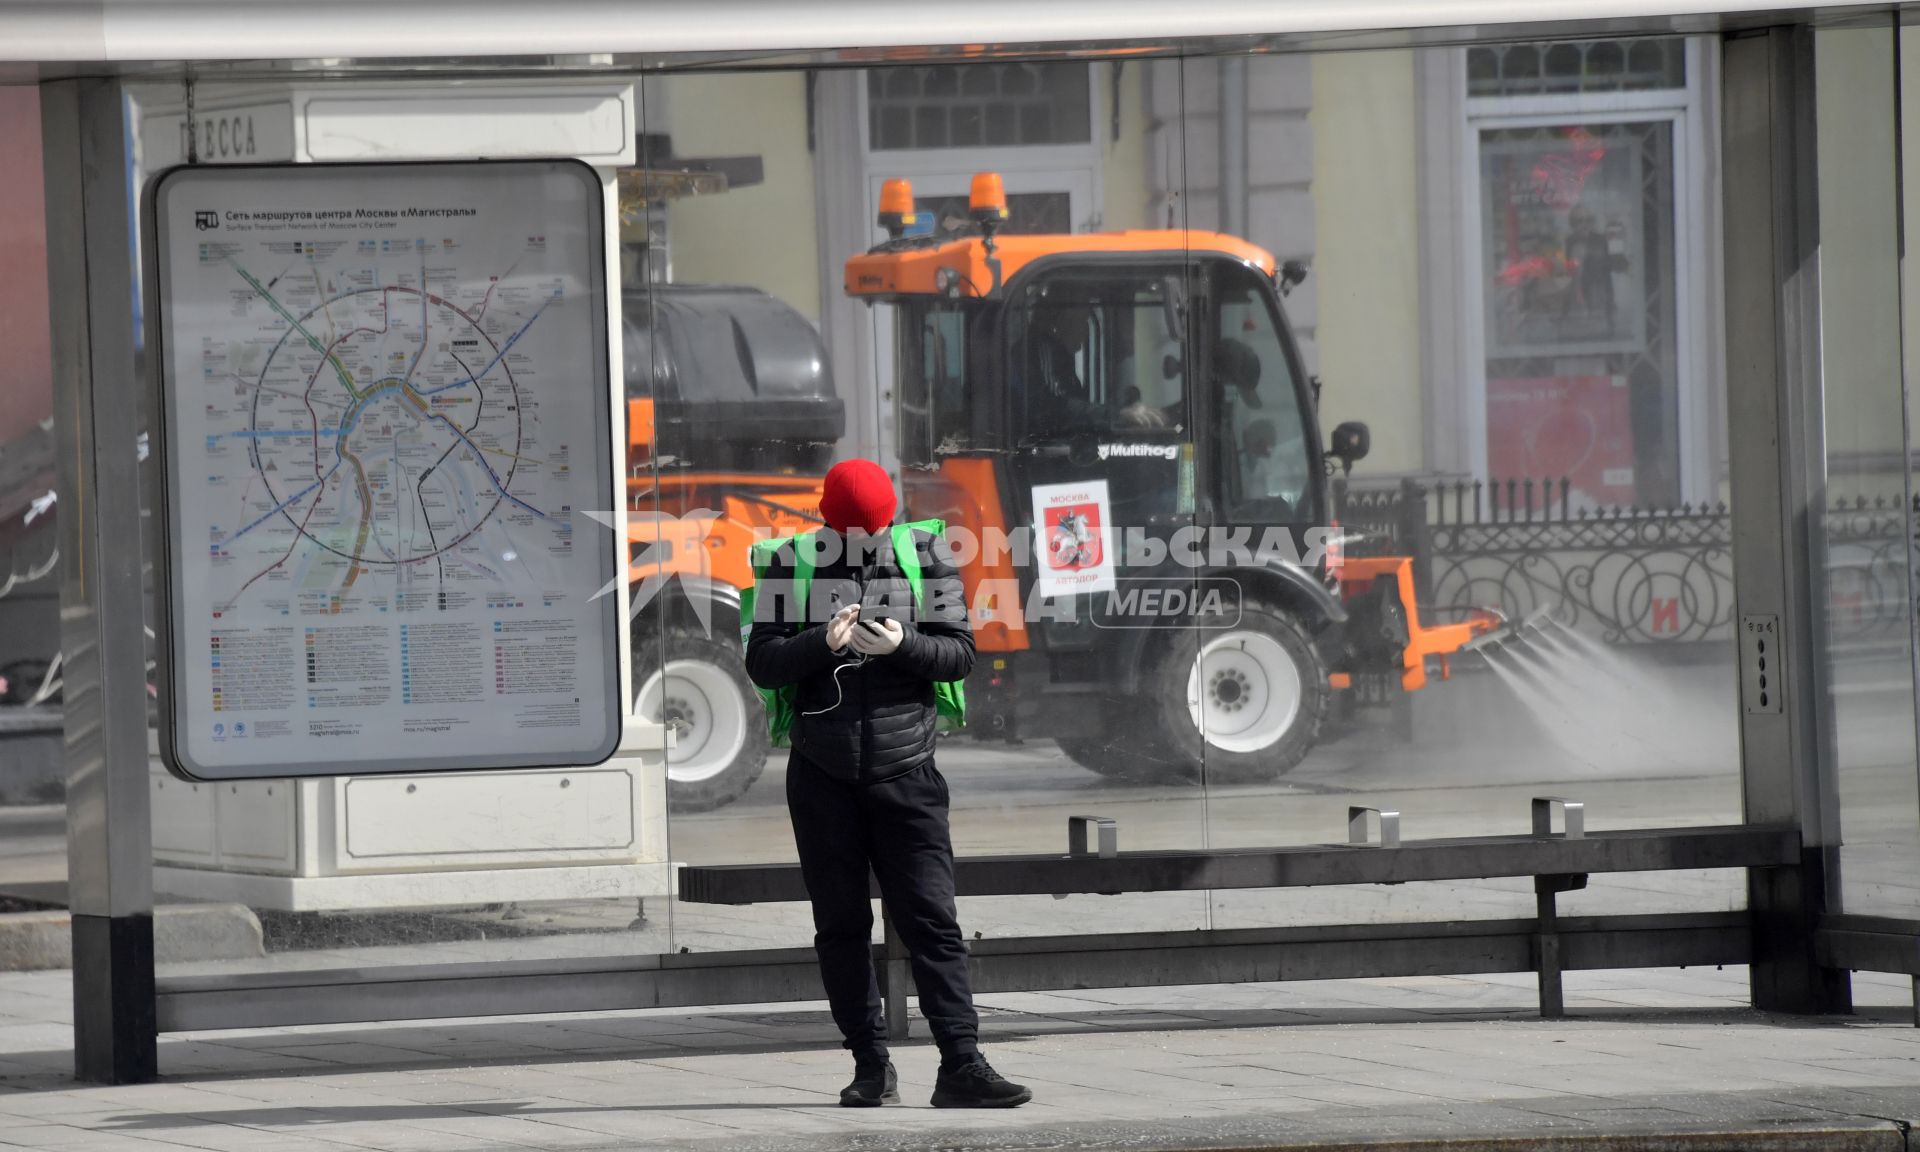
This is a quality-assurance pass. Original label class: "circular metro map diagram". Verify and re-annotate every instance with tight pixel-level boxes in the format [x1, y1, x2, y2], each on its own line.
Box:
[248, 284, 526, 567]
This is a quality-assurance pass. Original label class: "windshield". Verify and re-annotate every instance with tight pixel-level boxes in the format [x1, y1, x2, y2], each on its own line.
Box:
[1008, 272, 1188, 441]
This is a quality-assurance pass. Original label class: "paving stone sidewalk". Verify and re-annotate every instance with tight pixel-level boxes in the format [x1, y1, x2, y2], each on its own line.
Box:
[3, 966, 1920, 1150]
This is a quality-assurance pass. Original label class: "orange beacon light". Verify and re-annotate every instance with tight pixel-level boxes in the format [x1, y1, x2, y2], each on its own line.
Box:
[879, 178, 916, 239]
[969, 171, 1008, 225]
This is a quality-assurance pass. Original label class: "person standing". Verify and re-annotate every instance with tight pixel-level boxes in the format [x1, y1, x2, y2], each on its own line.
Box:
[745, 458, 1032, 1109]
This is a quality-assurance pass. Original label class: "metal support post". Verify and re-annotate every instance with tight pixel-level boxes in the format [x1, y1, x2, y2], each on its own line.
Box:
[881, 899, 909, 1041]
[1218, 55, 1248, 239]
[1533, 874, 1587, 1019]
[1721, 26, 1849, 1016]
[41, 77, 157, 1083]
[1535, 879, 1562, 1019]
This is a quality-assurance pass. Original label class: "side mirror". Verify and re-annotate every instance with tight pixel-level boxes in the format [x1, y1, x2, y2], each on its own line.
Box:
[1279, 259, 1309, 297]
[1328, 420, 1370, 475]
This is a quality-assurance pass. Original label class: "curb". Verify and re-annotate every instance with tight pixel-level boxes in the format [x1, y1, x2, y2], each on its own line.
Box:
[1179, 1125, 1907, 1151]
[0, 903, 264, 970]
[732, 1120, 1911, 1152]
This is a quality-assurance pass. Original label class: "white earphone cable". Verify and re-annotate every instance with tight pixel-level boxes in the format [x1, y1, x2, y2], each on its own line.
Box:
[802, 652, 869, 717]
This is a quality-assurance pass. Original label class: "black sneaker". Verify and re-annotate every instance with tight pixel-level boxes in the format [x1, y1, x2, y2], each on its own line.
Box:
[931, 1055, 1032, 1108]
[839, 1059, 898, 1107]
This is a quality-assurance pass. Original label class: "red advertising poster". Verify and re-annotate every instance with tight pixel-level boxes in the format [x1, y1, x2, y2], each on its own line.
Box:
[1486, 375, 1636, 510]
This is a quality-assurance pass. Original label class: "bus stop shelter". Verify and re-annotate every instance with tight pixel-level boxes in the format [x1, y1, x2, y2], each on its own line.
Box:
[0, 0, 1916, 1088]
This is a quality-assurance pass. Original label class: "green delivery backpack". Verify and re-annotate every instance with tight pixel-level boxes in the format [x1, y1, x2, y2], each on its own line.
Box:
[738, 519, 967, 748]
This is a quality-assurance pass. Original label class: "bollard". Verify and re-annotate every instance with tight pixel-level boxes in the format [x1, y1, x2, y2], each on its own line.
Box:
[1532, 796, 1585, 839]
[1067, 815, 1118, 859]
[1347, 806, 1400, 848]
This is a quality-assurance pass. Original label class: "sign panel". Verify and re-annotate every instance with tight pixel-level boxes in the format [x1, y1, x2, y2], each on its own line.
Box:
[1032, 479, 1116, 598]
[150, 161, 620, 780]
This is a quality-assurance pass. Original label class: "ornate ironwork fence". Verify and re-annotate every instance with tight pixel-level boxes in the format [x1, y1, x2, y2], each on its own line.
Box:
[1825, 496, 1917, 648]
[1335, 476, 1915, 647]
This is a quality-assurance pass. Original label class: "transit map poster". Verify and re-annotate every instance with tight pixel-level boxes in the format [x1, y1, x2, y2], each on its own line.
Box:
[150, 161, 620, 780]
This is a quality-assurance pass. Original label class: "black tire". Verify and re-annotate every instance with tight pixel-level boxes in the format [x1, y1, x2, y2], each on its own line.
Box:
[632, 625, 771, 814]
[1137, 602, 1329, 784]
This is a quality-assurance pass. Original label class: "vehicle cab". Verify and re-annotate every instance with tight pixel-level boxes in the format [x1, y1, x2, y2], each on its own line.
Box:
[845, 173, 1366, 779]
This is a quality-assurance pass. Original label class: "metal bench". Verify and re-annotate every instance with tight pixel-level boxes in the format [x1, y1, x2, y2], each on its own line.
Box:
[678, 799, 1800, 1037]
[1816, 914, 1920, 1026]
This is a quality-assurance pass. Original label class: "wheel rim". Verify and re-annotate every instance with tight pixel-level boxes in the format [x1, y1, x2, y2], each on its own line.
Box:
[636, 659, 750, 785]
[1185, 631, 1302, 754]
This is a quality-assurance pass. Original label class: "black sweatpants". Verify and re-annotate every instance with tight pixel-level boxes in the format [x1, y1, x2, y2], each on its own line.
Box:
[785, 750, 979, 1063]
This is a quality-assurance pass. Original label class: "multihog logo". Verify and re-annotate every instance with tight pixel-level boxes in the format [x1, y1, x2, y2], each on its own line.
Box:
[1096, 443, 1179, 461]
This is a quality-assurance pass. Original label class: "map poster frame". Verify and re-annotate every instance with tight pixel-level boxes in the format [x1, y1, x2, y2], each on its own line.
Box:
[147, 160, 621, 782]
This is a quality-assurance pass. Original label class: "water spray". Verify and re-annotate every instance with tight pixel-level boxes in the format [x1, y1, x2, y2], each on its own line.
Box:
[1459, 606, 1562, 655]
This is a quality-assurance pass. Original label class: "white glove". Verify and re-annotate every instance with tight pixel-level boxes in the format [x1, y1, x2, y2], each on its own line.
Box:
[848, 617, 904, 657]
[825, 605, 860, 653]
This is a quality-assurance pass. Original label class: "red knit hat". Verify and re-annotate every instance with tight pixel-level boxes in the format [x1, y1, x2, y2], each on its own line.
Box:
[818, 458, 897, 534]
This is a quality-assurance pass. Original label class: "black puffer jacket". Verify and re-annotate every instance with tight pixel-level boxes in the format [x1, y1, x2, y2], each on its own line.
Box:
[745, 526, 974, 784]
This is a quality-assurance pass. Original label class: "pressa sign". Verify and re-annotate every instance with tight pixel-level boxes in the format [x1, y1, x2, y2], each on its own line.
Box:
[181, 113, 263, 161]
[142, 102, 296, 168]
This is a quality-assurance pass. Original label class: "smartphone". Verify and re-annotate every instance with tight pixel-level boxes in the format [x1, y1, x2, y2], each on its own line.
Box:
[859, 589, 901, 623]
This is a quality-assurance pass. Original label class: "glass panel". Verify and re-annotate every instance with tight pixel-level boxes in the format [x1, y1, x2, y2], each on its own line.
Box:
[0, 80, 59, 953]
[1478, 120, 1680, 508]
[621, 59, 1215, 959]
[131, 78, 679, 975]
[1202, 42, 1740, 934]
[867, 63, 1092, 150]
[1467, 37, 1686, 99]
[634, 71, 832, 958]
[54, 32, 1749, 1002]
[0, 84, 58, 726]
[870, 58, 1210, 940]
[1823, 22, 1920, 924]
